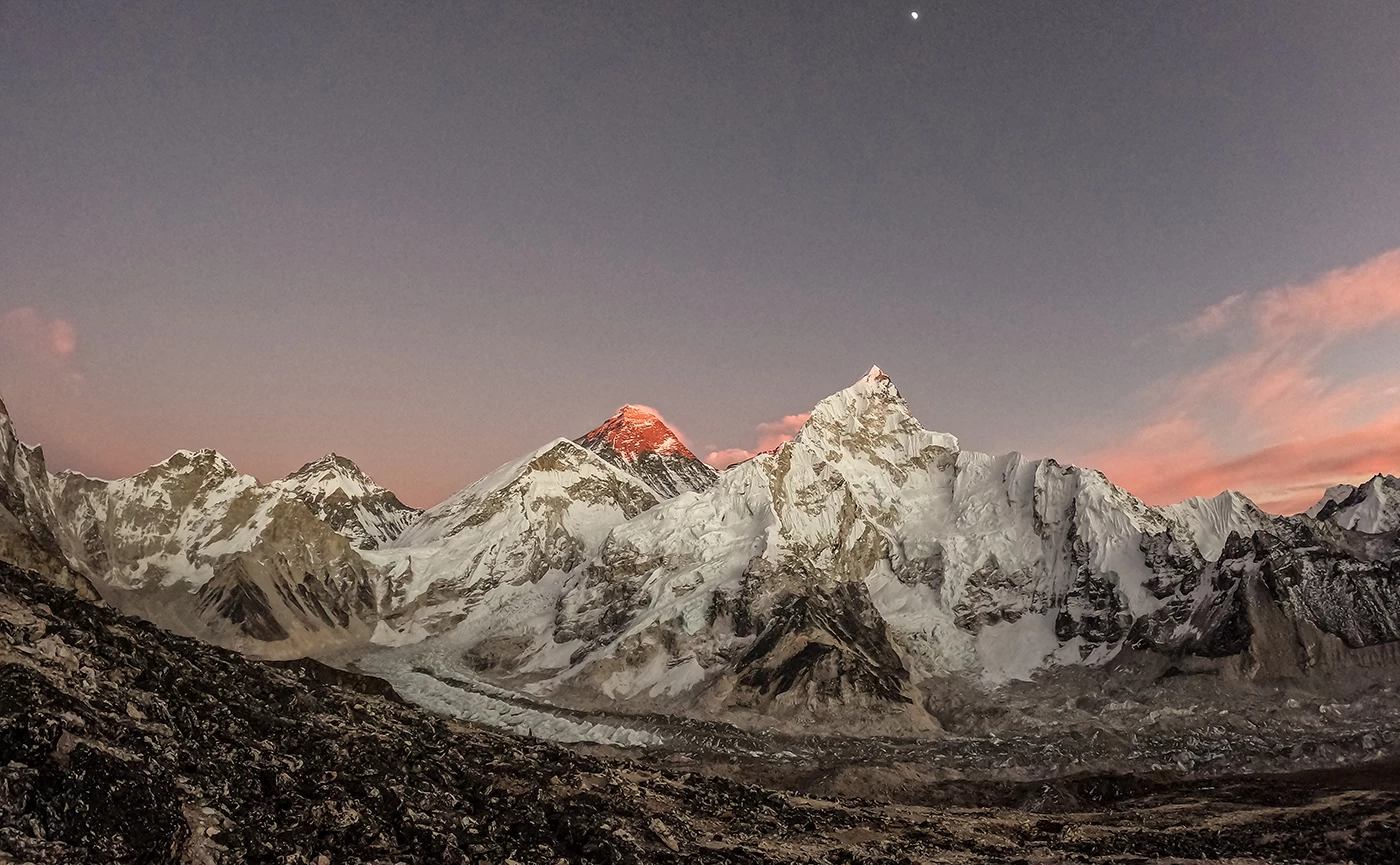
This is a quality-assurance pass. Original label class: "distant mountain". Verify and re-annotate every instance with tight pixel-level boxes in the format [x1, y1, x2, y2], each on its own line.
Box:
[3, 369, 1400, 737]
[272, 453, 420, 550]
[0, 396, 411, 656]
[574, 404, 717, 498]
[1308, 474, 1400, 534]
[44, 448, 399, 657]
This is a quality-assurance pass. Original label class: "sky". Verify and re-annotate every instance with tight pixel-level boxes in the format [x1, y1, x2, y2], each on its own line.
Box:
[2, 1, 1399, 512]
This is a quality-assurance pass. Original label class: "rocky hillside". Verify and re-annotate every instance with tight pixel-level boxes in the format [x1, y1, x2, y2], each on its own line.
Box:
[4, 559, 1399, 865]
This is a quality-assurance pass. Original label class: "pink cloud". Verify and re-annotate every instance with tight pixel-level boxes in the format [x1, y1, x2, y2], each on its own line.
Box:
[705, 413, 811, 468]
[704, 447, 761, 468]
[1180, 292, 1246, 337]
[2, 307, 78, 361]
[1086, 247, 1400, 514]
[1254, 248, 1400, 340]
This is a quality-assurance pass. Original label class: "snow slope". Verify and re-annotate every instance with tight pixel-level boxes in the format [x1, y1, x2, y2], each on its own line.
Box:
[376, 438, 659, 642]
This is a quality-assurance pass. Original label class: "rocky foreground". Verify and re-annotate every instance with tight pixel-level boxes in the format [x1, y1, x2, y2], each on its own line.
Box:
[2, 561, 1399, 865]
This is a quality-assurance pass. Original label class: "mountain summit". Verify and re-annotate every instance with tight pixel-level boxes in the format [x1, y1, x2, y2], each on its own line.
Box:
[575, 405, 717, 498]
[272, 453, 420, 549]
[1308, 473, 1400, 534]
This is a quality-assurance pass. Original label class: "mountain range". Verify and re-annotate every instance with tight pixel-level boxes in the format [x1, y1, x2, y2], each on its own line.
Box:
[3, 368, 1399, 735]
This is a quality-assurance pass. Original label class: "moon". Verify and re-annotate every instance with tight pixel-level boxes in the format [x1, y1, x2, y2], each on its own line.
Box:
[910, 11, 919, 20]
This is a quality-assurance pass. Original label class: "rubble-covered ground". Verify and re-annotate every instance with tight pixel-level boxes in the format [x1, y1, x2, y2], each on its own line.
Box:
[2, 561, 1399, 865]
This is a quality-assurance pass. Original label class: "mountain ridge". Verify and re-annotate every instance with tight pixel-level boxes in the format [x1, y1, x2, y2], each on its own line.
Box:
[3, 369, 1400, 739]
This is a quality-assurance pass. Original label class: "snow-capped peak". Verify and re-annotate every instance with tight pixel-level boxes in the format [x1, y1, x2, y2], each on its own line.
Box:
[146, 448, 239, 481]
[579, 405, 696, 463]
[280, 453, 377, 498]
[272, 452, 419, 550]
[800, 365, 959, 455]
[1308, 473, 1400, 534]
[574, 406, 718, 498]
[288, 452, 370, 478]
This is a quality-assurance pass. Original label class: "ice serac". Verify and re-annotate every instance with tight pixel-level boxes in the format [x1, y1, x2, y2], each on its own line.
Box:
[271, 453, 421, 549]
[379, 438, 659, 642]
[574, 404, 717, 498]
[1308, 474, 1400, 534]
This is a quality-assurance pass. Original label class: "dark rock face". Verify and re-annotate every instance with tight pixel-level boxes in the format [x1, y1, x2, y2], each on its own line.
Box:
[735, 581, 913, 707]
[1256, 520, 1400, 649]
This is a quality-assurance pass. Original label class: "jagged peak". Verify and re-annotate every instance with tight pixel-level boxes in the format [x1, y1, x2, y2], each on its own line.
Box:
[784, 366, 960, 461]
[0, 392, 14, 450]
[822, 364, 903, 407]
[578, 404, 697, 462]
[285, 452, 371, 482]
[151, 448, 237, 475]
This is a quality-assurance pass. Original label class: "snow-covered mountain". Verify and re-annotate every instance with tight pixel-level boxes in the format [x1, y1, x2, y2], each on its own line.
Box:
[4, 369, 1400, 735]
[43, 449, 401, 656]
[271, 453, 420, 549]
[1308, 474, 1400, 534]
[574, 404, 717, 498]
[377, 438, 658, 641]
[522, 367, 1286, 727]
[347, 368, 1400, 735]
[0, 395, 411, 656]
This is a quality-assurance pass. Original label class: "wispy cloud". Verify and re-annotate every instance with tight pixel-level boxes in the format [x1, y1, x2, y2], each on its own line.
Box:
[1089, 248, 1400, 514]
[2, 307, 78, 361]
[705, 413, 810, 468]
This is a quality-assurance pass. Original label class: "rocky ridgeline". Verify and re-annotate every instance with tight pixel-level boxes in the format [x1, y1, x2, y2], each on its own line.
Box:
[3, 560, 1400, 865]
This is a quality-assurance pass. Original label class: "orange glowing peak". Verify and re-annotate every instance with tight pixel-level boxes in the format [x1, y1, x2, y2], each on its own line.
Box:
[582, 404, 696, 462]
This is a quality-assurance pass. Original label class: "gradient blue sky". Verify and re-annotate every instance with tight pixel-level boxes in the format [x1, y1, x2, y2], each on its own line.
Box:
[3, 1, 1399, 510]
